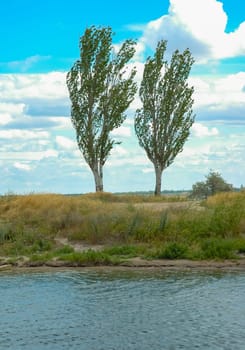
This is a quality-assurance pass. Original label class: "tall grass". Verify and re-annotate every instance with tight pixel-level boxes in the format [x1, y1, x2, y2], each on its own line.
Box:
[0, 191, 244, 260]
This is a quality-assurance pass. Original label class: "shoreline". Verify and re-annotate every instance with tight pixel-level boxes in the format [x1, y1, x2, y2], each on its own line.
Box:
[1, 257, 245, 273]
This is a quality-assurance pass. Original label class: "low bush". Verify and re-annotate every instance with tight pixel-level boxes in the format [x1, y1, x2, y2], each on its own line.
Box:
[152, 242, 189, 260]
[59, 250, 120, 265]
[200, 239, 236, 259]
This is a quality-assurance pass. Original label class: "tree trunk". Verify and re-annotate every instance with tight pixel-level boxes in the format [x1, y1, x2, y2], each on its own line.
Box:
[92, 164, 103, 192]
[154, 164, 162, 196]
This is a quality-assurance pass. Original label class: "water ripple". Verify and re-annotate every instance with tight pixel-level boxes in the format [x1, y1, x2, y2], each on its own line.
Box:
[0, 270, 245, 349]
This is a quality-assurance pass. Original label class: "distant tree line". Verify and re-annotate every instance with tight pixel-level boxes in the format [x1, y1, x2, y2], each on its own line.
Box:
[66, 25, 195, 195]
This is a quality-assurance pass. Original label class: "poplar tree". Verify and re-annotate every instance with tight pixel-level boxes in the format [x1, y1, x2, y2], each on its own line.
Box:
[67, 26, 137, 192]
[135, 40, 195, 195]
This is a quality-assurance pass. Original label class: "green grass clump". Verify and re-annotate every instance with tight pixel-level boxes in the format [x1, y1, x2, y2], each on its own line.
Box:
[55, 245, 75, 254]
[199, 239, 236, 260]
[151, 242, 189, 260]
[103, 245, 146, 258]
[29, 252, 55, 263]
[59, 250, 120, 266]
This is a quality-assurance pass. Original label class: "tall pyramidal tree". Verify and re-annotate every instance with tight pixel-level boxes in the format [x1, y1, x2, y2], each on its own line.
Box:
[67, 26, 137, 192]
[135, 40, 195, 195]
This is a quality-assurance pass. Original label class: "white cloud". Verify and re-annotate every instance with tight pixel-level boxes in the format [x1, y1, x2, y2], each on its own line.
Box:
[0, 130, 49, 139]
[111, 126, 131, 137]
[0, 0, 244, 193]
[3, 55, 51, 72]
[142, 168, 154, 174]
[0, 150, 58, 161]
[191, 123, 219, 137]
[0, 102, 25, 125]
[176, 131, 245, 176]
[111, 145, 128, 157]
[49, 117, 72, 129]
[14, 162, 32, 171]
[189, 72, 245, 122]
[56, 135, 76, 150]
[43, 149, 59, 158]
[0, 113, 12, 125]
[0, 102, 25, 114]
[138, 0, 245, 62]
[0, 72, 68, 101]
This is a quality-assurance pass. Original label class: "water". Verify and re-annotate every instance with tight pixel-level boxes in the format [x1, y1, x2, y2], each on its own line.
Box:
[0, 268, 245, 350]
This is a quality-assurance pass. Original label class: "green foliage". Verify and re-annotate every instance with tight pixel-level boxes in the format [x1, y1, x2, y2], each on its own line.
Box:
[66, 26, 137, 192]
[200, 239, 235, 260]
[191, 181, 209, 199]
[191, 170, 233, 199]
[208, 199, 244, 237]
[59, 250, 120, 265]
[153, 242, 189, 259]
[236, 241, 245, 254]
[135, 40, 195, 195]
[158, 211, 168, 234]
[166, 209, 211, 241]
[0, 223, 15, 243]
[103, 245, 145, 258]
[55, 245, 75, 254]
[0, 192, 244, 262]
[30, 253, 55, 263]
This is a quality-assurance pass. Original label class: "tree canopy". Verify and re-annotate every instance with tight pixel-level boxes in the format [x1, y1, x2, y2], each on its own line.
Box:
[135, 40, 195, 195]
[191, 170, 233, 199]
[66, 26, 137, 192]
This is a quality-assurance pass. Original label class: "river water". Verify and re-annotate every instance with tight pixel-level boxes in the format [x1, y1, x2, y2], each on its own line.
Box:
[0, 268, 245, 350]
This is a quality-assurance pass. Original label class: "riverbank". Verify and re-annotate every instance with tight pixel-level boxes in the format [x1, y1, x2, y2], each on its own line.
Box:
[1, 256, 245, 273]
[0, 192, 245, 269]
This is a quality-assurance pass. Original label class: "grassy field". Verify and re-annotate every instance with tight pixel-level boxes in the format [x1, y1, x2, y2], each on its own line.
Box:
[0, 191, 245, 266]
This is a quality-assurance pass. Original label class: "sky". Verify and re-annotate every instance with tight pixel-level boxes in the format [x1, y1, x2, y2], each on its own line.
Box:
[0, 0, 244, 194]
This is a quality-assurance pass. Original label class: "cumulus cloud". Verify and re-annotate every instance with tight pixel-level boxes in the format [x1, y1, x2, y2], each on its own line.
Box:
[191, 123, 219, 137]
[176, 131, 245, 176]
[55, 136, 76, 150]
[0, 0, 244, 193]
[138, 0, 245, 62]
[0, 72, 68, 102]
[0, 73, 71, 132]
[189, 72, 245, 122]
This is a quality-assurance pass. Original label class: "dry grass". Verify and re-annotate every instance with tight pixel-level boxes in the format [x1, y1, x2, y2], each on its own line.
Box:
[205, 191, 245, 206]
[0, 191, 245, 262]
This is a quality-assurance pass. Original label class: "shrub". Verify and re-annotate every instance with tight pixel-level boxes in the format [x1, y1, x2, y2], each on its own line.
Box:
[191, 171, 233, 199]
[200, 239, 235, 259]
[59, 250, 120, 265]
[153, 242, 189, 259]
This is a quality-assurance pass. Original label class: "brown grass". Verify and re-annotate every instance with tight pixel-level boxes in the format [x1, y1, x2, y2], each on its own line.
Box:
[0, 191, 245, 262]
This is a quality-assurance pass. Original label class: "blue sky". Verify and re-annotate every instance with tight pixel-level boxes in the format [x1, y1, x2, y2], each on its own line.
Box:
[0, 0, 244, 193]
